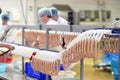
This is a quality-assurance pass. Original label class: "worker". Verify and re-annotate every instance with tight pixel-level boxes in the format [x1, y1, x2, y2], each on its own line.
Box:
[0, 12, 10, 40]
[0, 43, 14, 50]
[38, 7, 59, 25]
[0, 12, 10, 32]
[0, 12, 10, 26]
[35, 7, 59, 48]
[49, 7, 68, 25]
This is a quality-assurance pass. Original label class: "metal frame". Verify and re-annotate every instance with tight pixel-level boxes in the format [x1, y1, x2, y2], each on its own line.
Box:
[2, 25, 105, 80]
[22, 27, 25, 75]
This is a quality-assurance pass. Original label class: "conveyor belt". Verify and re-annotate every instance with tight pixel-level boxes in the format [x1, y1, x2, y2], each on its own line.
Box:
[0, 42, 61, 61]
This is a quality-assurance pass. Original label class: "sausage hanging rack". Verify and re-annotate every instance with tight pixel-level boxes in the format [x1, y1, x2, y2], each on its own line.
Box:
[3, 25, 105, 80]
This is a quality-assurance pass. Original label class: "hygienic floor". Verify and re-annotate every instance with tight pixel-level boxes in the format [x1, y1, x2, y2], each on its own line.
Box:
[71, 58, 114, 80]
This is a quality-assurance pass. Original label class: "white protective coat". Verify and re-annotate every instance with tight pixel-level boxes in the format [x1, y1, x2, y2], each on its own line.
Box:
[46, 19, 59, 25]
[57, 17, 68, 25]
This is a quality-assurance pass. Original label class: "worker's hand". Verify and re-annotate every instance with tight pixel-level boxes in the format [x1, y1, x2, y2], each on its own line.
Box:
[6, 44, 15, 50]
[0, 51, 3, 54]
[31, 40, 40, 47]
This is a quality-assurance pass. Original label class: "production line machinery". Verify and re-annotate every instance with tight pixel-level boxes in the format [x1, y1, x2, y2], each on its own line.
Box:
[1, 25, 119, 80]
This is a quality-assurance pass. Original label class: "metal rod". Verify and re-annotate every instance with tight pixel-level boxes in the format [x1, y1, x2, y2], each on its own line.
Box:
[118, 36, 120, 80]
[46, 28, 50, 80]
[80, 59, 84, 80]
[46, 28, 49, 49]
[22, 27, 25, 75]
[7, 25, 39, 30]
[39, 25, 42, 30]
[70, 25, 73, 32]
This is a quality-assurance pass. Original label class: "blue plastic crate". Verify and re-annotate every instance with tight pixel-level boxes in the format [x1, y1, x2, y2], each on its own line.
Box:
[111, 53, 118, 80]
[37, 73, 51, 80]
[101, 51, 112, 64]
[25, 62, 64, 80]
[114, 78, 118, 80]
[113, 74, 118, 80]
[112, 28, 120, 34]
[111, 53, 118, 73]
[25, 62, 41, 78]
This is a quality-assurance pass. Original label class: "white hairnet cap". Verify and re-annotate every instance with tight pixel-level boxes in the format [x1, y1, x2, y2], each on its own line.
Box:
[38, 7, 52, 17]
[0, 12, 9, 21]
[49, 7, 60, 17]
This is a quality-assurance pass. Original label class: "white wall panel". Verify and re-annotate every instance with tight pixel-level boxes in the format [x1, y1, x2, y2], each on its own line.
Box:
[0, 0, 27, 24]
[0, 0, 120, 25]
